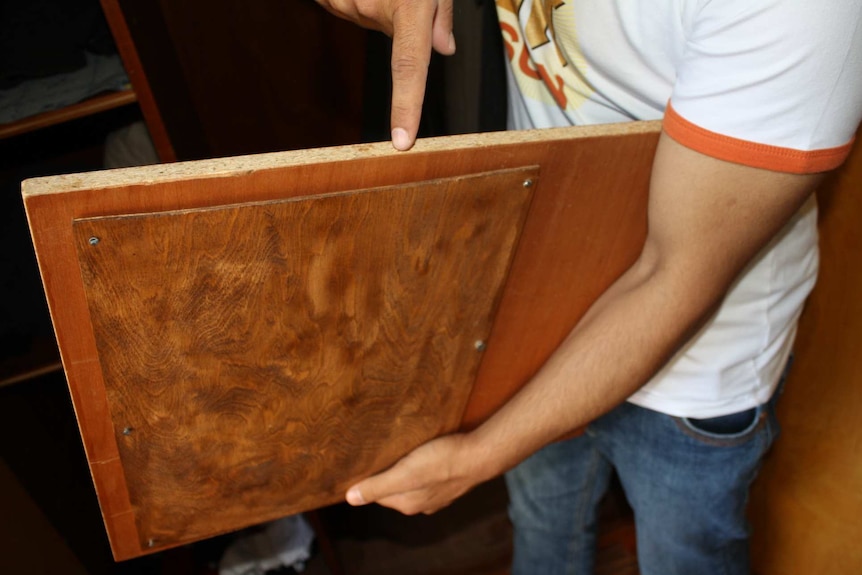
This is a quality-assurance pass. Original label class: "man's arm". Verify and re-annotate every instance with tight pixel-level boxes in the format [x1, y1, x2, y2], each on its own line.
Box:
[344, 132, 825, 514]
[314, 0, 454, 150]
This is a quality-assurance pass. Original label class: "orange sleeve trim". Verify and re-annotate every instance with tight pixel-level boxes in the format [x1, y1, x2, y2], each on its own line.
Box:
[663, 103, 854, 174]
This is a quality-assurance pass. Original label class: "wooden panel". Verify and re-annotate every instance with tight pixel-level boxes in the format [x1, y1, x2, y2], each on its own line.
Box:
[23, 121, 660, 559]
[113, 0, 367, 159]
[71, 169, 534, 549]
[749, 134, 862, 573]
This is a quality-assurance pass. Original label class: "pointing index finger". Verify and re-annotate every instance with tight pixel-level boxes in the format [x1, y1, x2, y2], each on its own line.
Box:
[389, 0, 437, 150]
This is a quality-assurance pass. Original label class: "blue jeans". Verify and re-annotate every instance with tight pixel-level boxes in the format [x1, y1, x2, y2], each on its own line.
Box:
[505, 393, 781, 575]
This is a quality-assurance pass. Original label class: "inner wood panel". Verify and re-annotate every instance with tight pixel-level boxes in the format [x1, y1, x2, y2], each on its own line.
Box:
[72, 169, 535, 550]
[749, 135, 862, 574]
[23, 122, 660, 559]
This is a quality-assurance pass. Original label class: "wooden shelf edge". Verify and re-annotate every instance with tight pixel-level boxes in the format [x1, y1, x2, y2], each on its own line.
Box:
[0, 336, 63, 388]
[0, 89, 138, 140]
[0, 362, 63, 389]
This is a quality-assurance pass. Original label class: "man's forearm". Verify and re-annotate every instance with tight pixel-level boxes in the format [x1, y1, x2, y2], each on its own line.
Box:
[462, 134, 822, 484]
[462, 242, 716, 482]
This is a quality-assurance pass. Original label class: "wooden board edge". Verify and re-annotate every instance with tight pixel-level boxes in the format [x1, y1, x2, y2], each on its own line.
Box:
[21, 121, 662, 197]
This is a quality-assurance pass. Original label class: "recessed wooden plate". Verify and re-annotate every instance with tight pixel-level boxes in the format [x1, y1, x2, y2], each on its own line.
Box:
[71, 169, 535, 550]
[23, 121, 661, 559]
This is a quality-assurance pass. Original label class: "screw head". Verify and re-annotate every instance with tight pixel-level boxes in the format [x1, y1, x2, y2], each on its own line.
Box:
[122, 427, 134, 436]
[474, 340, 487, 352]
[88, 236, 100, 246]
[147, 539, 156, 548]
[523, 179, 533, 188]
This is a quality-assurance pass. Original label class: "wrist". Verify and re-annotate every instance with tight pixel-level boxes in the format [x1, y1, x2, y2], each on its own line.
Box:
[454, 430, 505, 484]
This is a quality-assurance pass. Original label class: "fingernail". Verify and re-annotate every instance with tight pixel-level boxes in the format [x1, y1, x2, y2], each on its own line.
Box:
[448, 32, 456, 53]
[392, 128, 411, 151]
[346, 487, 366, 506]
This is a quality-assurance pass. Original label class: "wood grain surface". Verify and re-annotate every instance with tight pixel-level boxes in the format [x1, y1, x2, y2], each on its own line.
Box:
[72, 169, 534, 549]
[23, 122, 660, 558]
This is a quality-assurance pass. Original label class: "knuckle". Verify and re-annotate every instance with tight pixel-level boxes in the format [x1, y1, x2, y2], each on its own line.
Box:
[353, 0, 384, 21]
[391, 99, 416, 112]
[391, 55, 426, 77]
[390, 102, 420, 124]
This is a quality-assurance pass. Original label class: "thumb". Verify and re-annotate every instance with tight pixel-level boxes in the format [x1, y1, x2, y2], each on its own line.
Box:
[431, 0, 456, 56]
[345, 455, 420, 506]
[345, 472, 402, 506]
[345, 484, 368, 506]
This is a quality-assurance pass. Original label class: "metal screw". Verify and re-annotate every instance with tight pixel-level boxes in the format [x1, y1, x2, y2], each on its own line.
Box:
[474, 340, 487, 352]
[122, 427, 134, 436]
[523, 179, 533, 188]
[147, 539, 156, 548]
[88, 236, 100, 246]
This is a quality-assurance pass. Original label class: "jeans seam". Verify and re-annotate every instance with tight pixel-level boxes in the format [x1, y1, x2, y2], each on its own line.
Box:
[567, 445, 601, 575]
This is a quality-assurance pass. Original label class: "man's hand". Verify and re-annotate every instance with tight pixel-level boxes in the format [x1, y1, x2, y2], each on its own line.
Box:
[315, 0, 455, 150]
[345, 433, 488, 515]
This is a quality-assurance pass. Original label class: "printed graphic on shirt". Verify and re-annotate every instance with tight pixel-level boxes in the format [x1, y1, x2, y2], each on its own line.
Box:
[496, 0, 593, 111]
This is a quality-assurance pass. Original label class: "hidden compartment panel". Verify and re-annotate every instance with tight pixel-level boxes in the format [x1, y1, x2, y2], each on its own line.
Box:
[71, 167, 537, 550]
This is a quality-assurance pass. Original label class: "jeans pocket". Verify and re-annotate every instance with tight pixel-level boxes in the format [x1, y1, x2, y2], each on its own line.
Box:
[673, 406, 766, 448]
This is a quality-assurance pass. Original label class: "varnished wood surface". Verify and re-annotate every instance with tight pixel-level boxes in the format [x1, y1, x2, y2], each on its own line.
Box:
[749, 135, 862, 573]
[72, 169, 534, 549]
[24, 121, 660, 559]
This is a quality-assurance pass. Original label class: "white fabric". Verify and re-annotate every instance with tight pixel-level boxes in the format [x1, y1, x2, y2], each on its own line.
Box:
[0, 52, 129, 124]
[500, 0, 862, 151]
[497, 0, 862, 417]
[219, 514, 314, 575]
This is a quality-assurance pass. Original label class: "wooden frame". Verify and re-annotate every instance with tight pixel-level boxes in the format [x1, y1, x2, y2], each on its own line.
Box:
[23, 121, 660, 559]
[99, 0, 176, 162]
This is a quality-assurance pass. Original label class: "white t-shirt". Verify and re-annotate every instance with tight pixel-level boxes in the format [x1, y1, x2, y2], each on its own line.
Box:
[496, 0, 862, 417]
